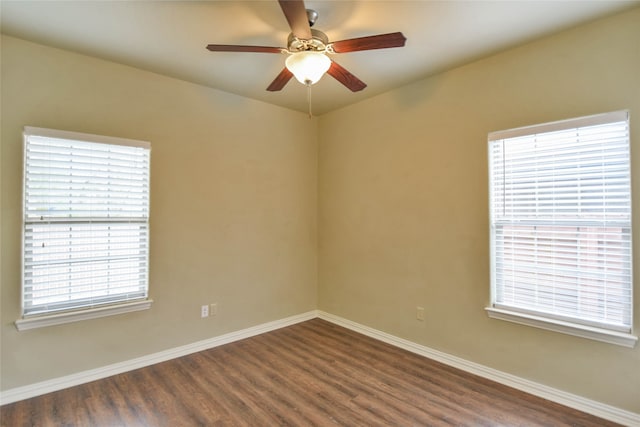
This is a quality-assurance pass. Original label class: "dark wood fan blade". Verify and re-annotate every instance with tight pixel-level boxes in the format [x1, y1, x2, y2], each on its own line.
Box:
[330, 32, 406, 53]
[327, 60, 366, 92]
[267, 68, 294, 91]
[206, 44, 283, 54]
[278, 0, 312, 40]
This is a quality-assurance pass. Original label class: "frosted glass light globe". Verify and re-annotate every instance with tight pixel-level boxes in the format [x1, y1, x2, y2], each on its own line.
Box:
[285, 51, 331, 85]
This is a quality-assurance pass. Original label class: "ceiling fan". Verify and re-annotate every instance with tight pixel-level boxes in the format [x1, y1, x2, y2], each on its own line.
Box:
[206, 0, 407, 93]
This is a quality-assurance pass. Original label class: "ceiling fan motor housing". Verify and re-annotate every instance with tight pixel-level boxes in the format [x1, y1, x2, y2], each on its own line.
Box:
[287, 29, 329, 53]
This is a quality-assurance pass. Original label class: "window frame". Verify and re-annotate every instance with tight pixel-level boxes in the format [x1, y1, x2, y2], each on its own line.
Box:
[16, 127, 153, 331]
[486, 111, 637, 347]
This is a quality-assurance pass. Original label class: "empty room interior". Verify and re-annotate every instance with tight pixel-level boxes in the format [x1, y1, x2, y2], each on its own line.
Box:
[1, 1, 640, 425]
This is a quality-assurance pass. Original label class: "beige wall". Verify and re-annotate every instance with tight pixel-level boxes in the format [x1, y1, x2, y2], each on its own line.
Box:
[318, 8, 640, 413]
[1, 36, 317, 389]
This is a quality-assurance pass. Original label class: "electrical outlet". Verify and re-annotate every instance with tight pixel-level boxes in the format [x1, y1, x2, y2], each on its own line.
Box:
[210, 303, 218, 316]
[416, 306, 425, 321]
[201, 304, 209, 318]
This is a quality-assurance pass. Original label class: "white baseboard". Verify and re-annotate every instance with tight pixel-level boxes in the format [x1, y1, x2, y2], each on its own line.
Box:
[3, 309, 639, 426]
[317, 311, 640, 427]
[0, 310, 318, 405]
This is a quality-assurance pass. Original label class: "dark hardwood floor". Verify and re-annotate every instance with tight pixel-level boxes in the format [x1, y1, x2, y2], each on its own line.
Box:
[1, 318, 621, 426]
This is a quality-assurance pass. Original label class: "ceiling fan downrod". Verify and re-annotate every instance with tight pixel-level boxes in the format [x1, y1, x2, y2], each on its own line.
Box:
[306, 9, 318, 27]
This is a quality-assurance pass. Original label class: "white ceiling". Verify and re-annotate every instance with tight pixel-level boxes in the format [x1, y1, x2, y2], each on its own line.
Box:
[1, 1, 638, 115]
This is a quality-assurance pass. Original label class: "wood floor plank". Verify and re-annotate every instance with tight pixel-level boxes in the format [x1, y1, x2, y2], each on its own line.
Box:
[0, 318, 622, 427]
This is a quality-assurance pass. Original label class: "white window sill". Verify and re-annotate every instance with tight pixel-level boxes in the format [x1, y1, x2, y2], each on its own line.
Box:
[15, 299, 153, 331]
[485, 307, 637, 348]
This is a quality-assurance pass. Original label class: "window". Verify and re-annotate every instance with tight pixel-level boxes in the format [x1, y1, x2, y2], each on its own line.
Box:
[17, 127, 151, 331]
[487, 111, 636, 347]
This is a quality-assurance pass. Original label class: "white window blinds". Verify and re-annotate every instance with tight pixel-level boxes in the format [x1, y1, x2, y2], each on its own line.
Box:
[488, 111, 632, 333]
[22, 127, 150, 317]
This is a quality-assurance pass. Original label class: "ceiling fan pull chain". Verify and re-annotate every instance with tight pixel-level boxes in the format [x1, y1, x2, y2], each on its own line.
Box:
[307, 82, 312, 119]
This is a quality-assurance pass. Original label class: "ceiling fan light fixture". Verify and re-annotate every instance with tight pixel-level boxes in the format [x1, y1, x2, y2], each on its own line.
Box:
[285, 51, 331, 86]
